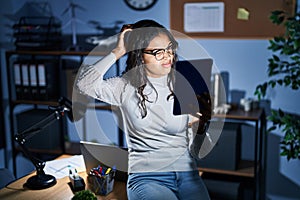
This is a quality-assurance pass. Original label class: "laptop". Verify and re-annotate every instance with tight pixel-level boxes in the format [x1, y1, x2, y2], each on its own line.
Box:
[173, 58, 213, 115]
[80, 141, 128, 181]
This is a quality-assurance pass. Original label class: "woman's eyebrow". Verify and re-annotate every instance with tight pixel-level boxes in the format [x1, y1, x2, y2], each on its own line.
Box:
[147, 42, 173, 51]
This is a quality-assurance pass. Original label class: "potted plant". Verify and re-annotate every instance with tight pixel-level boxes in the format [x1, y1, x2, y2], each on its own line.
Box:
[254, 10, 300, 160]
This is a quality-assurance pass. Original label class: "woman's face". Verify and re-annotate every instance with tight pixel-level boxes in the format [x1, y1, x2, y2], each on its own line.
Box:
[142, 34, 174, 78]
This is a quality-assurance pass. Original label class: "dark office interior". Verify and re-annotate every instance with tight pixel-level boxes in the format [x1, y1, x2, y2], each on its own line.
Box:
[0, 1, 299, 199]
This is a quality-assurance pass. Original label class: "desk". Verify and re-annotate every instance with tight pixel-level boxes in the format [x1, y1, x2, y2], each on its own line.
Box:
[0, 155, 127, 200]
[200, 108, 266, 200]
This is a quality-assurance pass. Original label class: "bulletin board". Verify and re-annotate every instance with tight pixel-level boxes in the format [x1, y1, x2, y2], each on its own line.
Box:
[170, 0, 296, 39]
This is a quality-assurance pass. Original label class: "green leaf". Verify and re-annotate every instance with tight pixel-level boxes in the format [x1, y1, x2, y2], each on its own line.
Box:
[280, 150, 288, 156]
[270, 10, 285, 25]
[284, 76, 291, 85]
[268, 126, 277, 132]
[277, 79, 283, 85]
[279, 109, 284, 117]
[273, 54, 280, 61]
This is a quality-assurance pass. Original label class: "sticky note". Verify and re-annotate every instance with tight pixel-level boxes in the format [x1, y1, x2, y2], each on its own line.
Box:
[237, 8, 249, 20]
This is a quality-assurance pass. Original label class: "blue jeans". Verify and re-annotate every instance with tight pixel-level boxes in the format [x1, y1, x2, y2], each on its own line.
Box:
[127, 171, 210, 200]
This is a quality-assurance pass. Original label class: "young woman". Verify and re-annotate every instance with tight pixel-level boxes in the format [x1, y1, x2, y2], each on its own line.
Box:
[76, 19, 211, 200]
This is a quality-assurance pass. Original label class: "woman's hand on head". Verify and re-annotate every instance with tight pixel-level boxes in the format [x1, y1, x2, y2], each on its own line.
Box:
[112, 25, 132, 59]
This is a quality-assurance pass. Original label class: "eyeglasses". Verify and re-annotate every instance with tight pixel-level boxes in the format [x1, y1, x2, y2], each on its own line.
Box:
[143, 43, 175, 61]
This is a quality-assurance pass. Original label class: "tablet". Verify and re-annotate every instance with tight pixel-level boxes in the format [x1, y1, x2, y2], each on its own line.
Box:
[173, 59, 213, 115]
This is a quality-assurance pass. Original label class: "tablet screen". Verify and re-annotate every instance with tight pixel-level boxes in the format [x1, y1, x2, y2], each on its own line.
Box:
[173, 59, 213, 115]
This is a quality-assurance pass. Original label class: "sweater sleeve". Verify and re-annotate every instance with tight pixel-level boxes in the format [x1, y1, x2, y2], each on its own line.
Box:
[75, 52, 126, 106]
[187, 126, 206, 160]
[188, 115, 217, 160]
[188, 130, 207, 160]
[187, 115, 207, 160]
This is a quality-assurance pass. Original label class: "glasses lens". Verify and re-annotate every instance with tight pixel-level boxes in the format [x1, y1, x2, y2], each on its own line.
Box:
[155, 50, 165, 60]
[155, 46, 174, 60]
[167, 44, 174, 54]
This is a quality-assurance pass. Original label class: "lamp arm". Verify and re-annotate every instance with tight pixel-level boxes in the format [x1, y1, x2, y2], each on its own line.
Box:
[15, 135, 47, 175]
[14, 106, 66, 174]
[12, 100, 74, 190]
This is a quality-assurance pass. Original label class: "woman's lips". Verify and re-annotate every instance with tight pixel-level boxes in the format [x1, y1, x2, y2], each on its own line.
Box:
[162, 62, 172, 68]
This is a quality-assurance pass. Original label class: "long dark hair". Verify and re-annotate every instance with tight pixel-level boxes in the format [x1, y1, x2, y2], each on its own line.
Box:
[122, 19, 178, 118]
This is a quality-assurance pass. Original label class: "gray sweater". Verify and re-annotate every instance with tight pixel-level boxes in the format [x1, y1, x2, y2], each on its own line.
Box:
[76, 52, 206, 173]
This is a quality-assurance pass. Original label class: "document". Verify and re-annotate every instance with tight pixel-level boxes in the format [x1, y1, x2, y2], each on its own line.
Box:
[44, 155, 86, 179]
[184, 2, 224, 32]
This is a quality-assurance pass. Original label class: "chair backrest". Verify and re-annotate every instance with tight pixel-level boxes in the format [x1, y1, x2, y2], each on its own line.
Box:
[0, 168, 16, 189]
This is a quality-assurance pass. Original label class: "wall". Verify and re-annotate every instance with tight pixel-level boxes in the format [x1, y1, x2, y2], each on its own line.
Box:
[1, 0, 299, 113]
[0, 0, 299, 198]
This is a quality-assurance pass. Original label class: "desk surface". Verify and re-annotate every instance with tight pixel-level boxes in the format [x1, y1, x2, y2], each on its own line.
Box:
[214, 108, 264, 121]
[0, 155, 127, 200]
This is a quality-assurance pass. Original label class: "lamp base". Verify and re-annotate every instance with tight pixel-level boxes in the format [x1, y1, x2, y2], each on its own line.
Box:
[25, 174, 57, 190]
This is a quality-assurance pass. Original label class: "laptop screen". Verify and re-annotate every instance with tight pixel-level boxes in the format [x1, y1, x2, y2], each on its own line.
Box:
[80, 141, 128, 181]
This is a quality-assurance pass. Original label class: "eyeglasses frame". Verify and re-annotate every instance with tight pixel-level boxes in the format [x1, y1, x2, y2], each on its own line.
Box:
[143, 42, 176, 61]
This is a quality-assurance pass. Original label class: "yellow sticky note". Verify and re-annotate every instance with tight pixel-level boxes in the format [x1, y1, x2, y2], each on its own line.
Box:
[237, 8, 249, 20]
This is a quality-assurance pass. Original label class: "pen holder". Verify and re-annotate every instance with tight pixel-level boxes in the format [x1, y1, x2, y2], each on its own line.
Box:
[87, 172, 115, 195]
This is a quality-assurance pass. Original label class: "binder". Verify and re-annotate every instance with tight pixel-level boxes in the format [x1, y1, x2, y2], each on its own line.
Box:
[37, 63, 47, 100]
[13, 62, 22, 100]
[13, 59, 60, 101]
[21, 62, 31, 100]
[29, 62, 38, 100]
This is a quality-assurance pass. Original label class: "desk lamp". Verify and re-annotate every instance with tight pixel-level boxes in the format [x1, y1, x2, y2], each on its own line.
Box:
[14, 97, 73, 190]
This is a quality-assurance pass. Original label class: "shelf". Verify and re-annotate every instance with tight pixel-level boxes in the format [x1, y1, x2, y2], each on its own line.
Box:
[15, 146, 63, 155]
[6, 50, 108, 57]
[199, 160, 255, 178]
[12, 100, 60, 106]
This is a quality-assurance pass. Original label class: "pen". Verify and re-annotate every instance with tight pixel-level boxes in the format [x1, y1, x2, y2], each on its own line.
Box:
[105, 168, 111, 175]
[93, 170, 101, 177]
